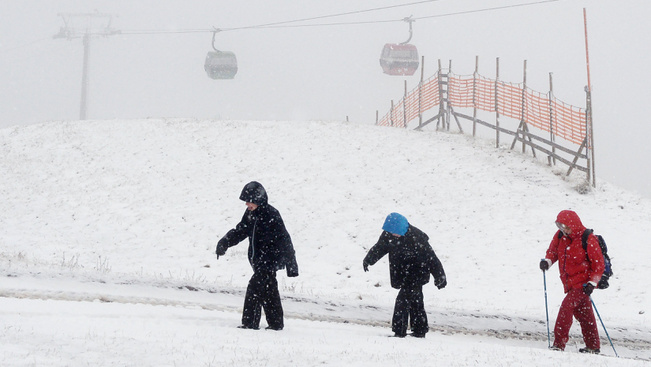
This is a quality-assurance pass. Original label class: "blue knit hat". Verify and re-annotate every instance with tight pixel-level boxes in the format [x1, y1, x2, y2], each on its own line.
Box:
[382, 213, 409, 236]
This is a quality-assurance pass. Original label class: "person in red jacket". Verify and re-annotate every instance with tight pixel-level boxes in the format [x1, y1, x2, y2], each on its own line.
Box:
[540, 210, 605, 354]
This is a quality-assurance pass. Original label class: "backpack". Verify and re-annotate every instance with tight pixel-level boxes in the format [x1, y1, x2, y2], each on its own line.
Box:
[581, 229, 613, 289]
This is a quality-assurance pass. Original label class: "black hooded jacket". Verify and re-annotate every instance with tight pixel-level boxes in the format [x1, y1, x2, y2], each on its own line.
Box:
[217, 182, 299, 276]
[364, 225, 445, 289]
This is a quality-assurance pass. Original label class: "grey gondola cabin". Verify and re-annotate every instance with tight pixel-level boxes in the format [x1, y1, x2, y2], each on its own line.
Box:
[205, 51, 238, 80]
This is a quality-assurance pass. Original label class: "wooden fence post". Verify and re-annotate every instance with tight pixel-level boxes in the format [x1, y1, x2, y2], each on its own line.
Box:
[447, 60, 453, 131]
[521, 60, 527, 153]
[437, 59, 443, 130]
[495, 57, 500, 148]
[403, 80, 408, 128]
[473, 55, 478, 137]
[510, 60, 537, 157]
[584, 7, 596, 187]
[549, 72, 556, 165]
[418, 55, 424, 128]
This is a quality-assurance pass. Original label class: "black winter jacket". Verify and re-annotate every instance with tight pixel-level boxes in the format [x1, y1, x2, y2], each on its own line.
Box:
[364, 226, 445, 289]
[217, 203, 299, 276]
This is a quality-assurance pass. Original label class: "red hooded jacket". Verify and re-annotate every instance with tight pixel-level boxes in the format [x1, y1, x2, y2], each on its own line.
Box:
[544, 210, 605, 293]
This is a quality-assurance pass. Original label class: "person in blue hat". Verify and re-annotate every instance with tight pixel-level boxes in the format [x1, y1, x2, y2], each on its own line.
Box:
[363, 213, 447, 338]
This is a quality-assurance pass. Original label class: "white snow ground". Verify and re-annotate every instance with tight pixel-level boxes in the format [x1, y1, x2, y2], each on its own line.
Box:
[1, 119, 650, 366]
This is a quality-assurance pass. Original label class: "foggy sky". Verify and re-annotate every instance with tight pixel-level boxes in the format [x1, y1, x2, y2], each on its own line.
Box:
[1, 0, 650, 198]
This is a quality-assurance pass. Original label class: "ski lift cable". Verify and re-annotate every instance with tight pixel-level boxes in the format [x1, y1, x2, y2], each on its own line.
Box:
[219, 0, 442, 31]
[103, 0, 564, 36]
[0, 37, 52, 54]
[247, 0, 563, 29]
[416, 0, 561, 21]
[206, 0, 563, 31]
[117, 0, 441, 35]
[119, 18, 400, 34]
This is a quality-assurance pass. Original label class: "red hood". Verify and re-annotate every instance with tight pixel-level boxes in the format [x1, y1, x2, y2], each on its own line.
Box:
[556, 210, 586, 239]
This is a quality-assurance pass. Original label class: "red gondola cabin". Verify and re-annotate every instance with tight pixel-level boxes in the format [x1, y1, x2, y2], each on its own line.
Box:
[379, 43, 419, 76]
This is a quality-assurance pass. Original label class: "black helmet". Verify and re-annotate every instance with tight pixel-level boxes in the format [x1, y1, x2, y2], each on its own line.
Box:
[239, 181, 268, 205]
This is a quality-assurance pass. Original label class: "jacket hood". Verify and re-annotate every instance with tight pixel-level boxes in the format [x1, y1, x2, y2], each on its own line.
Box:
[556, 210, 586, 239]
[239, 181, 268, 205]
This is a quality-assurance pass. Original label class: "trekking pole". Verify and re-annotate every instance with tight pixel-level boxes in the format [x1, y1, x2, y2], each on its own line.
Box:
[543, 270, 551, 348]
[590, 296, 619, 358]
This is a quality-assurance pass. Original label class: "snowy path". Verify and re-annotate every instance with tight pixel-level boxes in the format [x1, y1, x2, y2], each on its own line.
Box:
[2, 276, 650, 363]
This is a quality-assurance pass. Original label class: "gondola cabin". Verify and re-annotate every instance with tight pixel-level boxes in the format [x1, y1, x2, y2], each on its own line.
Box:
[204, 50, 238, 80]
[379, 43, 419, 76]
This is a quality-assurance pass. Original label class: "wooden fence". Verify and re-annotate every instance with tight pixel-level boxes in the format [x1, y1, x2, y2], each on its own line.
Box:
[376, 58, 595, 187]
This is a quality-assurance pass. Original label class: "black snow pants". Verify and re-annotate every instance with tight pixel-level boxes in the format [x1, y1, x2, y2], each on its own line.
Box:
[242, 270, 284, 329]
[392, 285, 428, 336]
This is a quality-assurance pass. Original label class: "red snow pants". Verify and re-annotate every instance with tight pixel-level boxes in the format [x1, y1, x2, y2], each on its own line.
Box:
[553, 288, 600, 350]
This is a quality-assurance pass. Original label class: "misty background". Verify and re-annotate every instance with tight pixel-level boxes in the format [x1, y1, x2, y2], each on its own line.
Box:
[1, 0, 650, 198]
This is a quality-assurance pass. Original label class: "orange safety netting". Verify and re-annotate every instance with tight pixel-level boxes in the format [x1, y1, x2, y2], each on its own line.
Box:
[524, 88, 551, 133]
[448, 75, 474, 108]
[496, 81, 524, 121]
[475, 76, 496, 112]
[552, 99, 587, 145]
[377, 76, 440, 128]
[379, 71, 587, 145]
[421, 76, 440, 112]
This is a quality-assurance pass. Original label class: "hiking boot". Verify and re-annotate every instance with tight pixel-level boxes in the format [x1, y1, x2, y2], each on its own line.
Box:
[579, 347, 600, 354]
[265, 326, 283, 331]
[237, 325, 259, 330]
[409, 332, 426, 338]
[549, 346, 563, 351]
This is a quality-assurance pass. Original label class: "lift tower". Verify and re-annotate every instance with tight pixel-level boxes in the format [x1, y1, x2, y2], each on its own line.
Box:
[53, 12, 119, 120]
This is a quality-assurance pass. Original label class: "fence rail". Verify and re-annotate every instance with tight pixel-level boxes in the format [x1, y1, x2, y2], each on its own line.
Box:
[376, 58, 594, 186]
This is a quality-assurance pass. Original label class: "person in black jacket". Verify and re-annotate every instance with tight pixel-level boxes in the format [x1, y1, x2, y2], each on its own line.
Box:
[216, 181, 299, 331]
[363, 212, 447, 338]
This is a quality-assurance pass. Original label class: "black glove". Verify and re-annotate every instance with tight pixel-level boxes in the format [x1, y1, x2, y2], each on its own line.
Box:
[363, 260, 369, 272]
[435, 276, 447, 289]
[215, 240, 227, 258]
[287, 266, 299, 278]
[539, 259, 550, 271]
[583, 283, 595, 295]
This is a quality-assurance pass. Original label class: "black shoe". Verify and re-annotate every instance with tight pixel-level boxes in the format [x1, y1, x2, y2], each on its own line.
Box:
[265, 326, 283, 331]
[237, 325, 259, 330]
[390, 332, 406, 338]
[579, 347, 600, 354]
[409, 332, 426, 338]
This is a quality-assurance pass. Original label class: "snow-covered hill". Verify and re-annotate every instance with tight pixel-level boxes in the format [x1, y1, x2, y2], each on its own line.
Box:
[1, 119, 649, 366]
